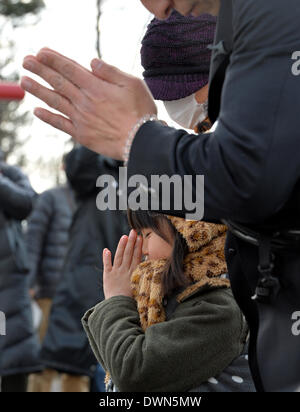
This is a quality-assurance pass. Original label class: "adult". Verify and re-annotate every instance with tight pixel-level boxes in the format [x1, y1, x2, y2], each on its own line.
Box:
[21, 0, 300, 392]
[0, 156, 41, 392]
[26, 155, 76, 342]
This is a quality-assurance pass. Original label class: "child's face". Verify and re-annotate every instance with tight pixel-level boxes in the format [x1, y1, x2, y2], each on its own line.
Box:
[141, 228, 173, 260]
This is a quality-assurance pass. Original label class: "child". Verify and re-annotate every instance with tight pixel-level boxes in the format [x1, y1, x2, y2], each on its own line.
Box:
[82, 211, 255, 392]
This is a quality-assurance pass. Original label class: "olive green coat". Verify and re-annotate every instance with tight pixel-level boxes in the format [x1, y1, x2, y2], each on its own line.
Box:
[82, 288, 248, 392]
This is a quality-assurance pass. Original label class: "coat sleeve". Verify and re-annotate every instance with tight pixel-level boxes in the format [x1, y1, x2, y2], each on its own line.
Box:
[82, 291, 244, 392]
[26, 191, 54, 289]
[127, 0, 300, 225]
[0, 163, 36, 220]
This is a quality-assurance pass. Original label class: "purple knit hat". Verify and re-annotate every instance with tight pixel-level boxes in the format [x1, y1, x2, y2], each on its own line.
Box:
[141, 11, 217, 101]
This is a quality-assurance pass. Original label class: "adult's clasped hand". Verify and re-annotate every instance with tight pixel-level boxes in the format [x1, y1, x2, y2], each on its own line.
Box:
[21, 48, 157, 160]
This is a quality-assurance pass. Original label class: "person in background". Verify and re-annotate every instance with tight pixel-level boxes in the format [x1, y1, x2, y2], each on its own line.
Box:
[26, 153, 77, 392]
[26, 153, 77, 343]
[0, 149, 41, 392]
[30, 146, 129, 392]
[141, 10, 216, 133]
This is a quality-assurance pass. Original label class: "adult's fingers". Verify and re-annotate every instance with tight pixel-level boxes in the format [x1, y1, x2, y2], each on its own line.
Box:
[36, 48, 102, 91]
[122, 230, 138, 268]
[23, 56, 82, 103]
[113, 235, 128, 268]
[42, 48, 92, 75]
[42, 49, 112, 94]
[91, 58, 133, 86]
[103, 249, 112, 273]
[21, 76, 75, 118]
[33, 107, 75, 136]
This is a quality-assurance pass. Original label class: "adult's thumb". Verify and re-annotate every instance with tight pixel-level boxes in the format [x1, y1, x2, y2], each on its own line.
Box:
[91, 58, 125, 85]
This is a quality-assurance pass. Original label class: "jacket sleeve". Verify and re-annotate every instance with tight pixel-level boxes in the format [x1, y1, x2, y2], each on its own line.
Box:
[82, 290, 244, 392]
[26, 191, 53, 289]
[0, 163, 36, 220]
[128, 0, 300, 225]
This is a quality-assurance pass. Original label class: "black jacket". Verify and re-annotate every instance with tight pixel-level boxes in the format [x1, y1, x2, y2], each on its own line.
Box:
[26, 185, 76, 299]
[0, 162, 41, 376]
[40, 147, 129, 377]
[128, 0, 300, 227]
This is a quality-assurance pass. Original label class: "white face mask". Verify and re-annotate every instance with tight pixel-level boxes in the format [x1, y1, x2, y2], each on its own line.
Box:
[163, 93, 208, 129]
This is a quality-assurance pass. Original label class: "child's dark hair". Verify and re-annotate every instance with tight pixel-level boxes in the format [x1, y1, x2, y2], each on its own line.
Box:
[127, 209, 190, 297]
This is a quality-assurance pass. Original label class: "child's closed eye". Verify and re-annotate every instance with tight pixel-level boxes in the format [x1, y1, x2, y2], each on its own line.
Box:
[141, 230, 152, 239]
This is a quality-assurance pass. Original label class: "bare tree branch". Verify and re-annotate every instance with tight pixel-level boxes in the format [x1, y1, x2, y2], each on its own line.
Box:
[96, 0, 102, 59]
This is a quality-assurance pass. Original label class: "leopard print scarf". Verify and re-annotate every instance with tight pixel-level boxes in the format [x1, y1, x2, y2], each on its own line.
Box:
[131, 228, 229, 330]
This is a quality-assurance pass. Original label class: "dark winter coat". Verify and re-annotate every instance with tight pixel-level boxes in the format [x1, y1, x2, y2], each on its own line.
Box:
[40, 147, 129, 377]
[26, 185, 76, 299]
[0, 162, 41, 376]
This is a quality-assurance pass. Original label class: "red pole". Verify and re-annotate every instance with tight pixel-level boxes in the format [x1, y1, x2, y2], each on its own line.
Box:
[0, 83, 25, 101]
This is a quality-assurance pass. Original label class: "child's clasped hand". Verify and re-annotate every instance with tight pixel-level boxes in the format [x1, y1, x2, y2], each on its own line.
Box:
[102, 230, 143, 300]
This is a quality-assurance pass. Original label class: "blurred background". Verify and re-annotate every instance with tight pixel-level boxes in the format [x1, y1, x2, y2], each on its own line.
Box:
[1, 0, 173, 193]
